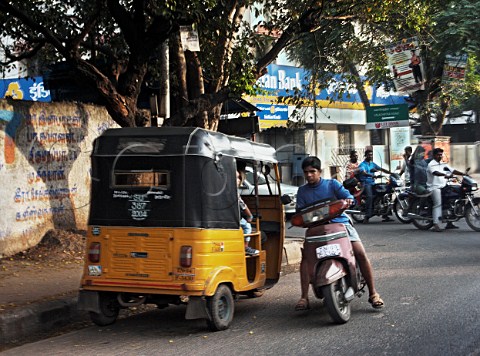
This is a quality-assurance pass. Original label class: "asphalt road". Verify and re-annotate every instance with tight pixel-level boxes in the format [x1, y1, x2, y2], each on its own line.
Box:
[3, 218, 480, 356]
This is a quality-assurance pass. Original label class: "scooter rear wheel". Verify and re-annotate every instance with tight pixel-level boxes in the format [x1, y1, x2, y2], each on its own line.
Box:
[321, 277, 351, 324]
[393, 198, 411, 224]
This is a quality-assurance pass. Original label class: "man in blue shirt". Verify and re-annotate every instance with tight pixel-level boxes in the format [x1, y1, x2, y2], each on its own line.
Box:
[294, 156, 384, 311]
[358, 149, 393, 223]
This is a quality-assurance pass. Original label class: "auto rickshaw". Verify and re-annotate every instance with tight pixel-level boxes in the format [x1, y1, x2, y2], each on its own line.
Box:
[78, 127, 287, 331]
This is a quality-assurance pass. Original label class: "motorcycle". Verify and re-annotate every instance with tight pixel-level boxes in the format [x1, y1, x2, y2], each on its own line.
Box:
[408, 168, 480, 231]
[290, 199, 365, 324]
[346, 173, 403, 223]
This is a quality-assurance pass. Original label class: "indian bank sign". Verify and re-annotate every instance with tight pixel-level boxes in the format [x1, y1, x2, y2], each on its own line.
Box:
[256, 104, 288, 120]
[256, 70, 303, 93]
[255, 104, 289, 130]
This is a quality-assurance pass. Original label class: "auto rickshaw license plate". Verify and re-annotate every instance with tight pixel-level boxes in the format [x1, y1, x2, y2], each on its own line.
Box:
[316, 244, 341, 259]
[88, 265, 102, 276]
[174, 267, 195, 281]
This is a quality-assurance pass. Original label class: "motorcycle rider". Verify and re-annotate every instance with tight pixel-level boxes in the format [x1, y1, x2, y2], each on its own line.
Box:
[358, 150, 393, 223]
[294, 156, 384, 311]
[427, 148, 466, 232]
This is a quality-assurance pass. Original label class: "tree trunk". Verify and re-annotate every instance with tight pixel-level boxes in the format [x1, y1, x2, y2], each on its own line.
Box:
[171, 32, 189, 126]
[347, 62, 382, 145]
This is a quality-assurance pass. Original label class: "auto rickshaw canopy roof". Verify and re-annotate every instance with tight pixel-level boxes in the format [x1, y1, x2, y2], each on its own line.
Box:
[93, 127, 278, 163]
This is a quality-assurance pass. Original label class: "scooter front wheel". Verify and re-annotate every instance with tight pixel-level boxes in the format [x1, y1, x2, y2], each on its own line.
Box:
[321, 277, 351, 324]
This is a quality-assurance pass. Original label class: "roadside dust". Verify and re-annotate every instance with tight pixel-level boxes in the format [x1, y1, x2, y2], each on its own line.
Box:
[0, 229, 86, 277]
[0, 229, 86, 312]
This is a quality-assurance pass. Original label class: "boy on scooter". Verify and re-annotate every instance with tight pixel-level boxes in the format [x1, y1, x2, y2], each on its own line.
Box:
[294, 156, 384, 311]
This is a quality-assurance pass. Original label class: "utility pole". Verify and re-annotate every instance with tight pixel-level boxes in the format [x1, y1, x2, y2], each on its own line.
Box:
[159, 41, 170, 125]
[313, 68, 318, 156]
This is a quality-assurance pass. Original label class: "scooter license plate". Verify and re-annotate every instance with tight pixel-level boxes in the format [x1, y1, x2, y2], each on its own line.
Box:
[316, 244, 341, 259]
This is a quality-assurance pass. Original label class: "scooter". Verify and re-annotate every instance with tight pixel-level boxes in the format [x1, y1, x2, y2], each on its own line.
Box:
[290, 199, 366, 324]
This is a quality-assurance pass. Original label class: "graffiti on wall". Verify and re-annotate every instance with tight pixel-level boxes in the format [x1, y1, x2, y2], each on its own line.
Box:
[0, 101, 118, 256]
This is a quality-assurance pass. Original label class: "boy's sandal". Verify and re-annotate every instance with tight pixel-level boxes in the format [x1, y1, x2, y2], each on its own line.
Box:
[294, 298, 310, 311]
[368, 293, 384, 309]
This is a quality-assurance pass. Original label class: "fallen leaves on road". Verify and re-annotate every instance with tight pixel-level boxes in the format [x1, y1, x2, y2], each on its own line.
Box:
[0, 229, 86, 278]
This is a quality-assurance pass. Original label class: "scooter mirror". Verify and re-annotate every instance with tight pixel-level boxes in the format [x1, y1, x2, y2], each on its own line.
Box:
[281, 194, 292, 205]
[262, 165, 271, 176]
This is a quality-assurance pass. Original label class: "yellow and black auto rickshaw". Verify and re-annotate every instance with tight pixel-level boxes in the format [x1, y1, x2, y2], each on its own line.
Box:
[78, 127, 287, 331]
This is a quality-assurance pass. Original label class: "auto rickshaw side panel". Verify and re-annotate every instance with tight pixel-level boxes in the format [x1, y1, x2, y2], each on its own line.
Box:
[241, 193, 285, 287]
[81, 127, 280, 299]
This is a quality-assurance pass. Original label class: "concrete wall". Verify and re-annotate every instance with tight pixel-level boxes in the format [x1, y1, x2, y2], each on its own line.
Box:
[0, 100, 118, 257]
[450, 143, 480, 173]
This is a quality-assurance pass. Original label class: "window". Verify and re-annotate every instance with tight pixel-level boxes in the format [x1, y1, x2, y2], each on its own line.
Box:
[370, 129, 385, 145]
[337, 125, 352, 155]
[113, 170, 170, 189]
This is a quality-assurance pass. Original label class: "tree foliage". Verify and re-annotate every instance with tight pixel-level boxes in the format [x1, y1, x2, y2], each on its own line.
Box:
[286, 0, 480, 136]
[0, 0, 382, 129]
[418, 0, 480, 134]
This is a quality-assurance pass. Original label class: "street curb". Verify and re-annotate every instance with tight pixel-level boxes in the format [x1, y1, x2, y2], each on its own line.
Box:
[0, 239, 304, 350]
[282, 239, 303, 266]
[0, 296, 86, 347]
[281, 238, 302, 275]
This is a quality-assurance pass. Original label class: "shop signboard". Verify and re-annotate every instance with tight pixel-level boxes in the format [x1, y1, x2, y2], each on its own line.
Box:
[366, 104, 409, 130]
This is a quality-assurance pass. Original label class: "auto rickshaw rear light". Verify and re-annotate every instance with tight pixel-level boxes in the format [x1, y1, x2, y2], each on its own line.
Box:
[88, 242, 101, 263]
[180, 246, 192, 267]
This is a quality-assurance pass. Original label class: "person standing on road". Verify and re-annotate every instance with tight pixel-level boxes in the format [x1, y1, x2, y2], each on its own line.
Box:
[344, 149, 362, 205]
[399, 146, 413, 185]
[427, 148, 465, 232]
[345, 150, 360, 180]
[294, 156, 384, 311]
[357, 150, 393, 223]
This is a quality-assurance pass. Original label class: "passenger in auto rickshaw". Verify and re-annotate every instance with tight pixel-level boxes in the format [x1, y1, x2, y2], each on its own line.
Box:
[237, 170, 259, 256]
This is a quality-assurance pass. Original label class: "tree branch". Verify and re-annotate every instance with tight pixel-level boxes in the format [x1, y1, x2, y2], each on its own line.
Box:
[0, 0, 68, 57]
[69, 0, 104, 53]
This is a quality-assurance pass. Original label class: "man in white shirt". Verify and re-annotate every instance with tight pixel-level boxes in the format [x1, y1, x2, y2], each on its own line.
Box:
[427, 148, 465, 232]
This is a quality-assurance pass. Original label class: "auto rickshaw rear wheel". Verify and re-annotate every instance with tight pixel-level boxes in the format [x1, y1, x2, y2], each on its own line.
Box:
[206, 284, 234, 331]
[89, 293, 120, 326]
